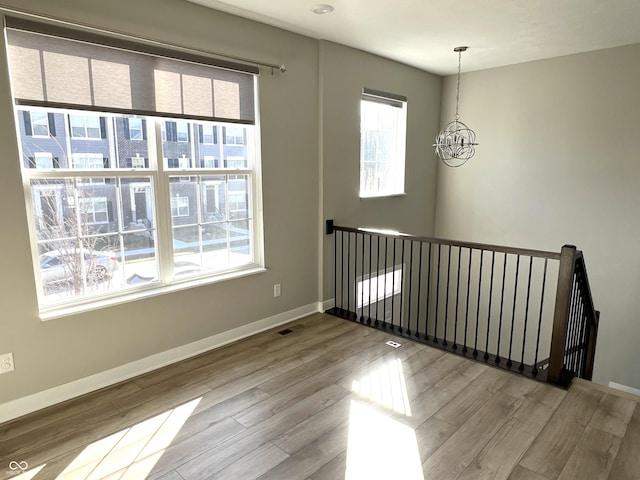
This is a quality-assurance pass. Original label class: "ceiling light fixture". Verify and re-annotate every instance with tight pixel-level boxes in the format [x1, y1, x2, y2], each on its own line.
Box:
[312, 4, 334, 14]
[433, 46, 478, 167]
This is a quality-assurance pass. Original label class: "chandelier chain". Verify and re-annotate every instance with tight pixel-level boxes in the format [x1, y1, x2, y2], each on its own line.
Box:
[455, 49, 461, 120]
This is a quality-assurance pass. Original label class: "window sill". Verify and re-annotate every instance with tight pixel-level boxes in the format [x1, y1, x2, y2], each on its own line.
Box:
[39, 266, 267, 321]
[359, 192, 407, 199]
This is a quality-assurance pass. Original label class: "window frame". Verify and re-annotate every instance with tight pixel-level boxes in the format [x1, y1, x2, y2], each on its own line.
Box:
[15, 109, 264, 316]
[359, 89, 407, 198]
[6, 17, 264, 317]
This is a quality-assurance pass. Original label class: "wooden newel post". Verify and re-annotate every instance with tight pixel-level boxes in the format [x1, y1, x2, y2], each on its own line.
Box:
[547, 245, 577, 385]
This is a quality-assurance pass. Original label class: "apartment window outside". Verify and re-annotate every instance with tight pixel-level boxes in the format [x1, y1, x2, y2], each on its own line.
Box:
[128, 118, 144, 140]
[203, 156, 217, 169]
[80, 197, 109, 224]
[223, 126, 245, 145]
[31, 111, 50, 137]
[359, 88, 407, 198]
[70, 115, 102, 139]
[170, 196, 190, 217]
[6, 16, 263, 312]
[34, 152, 54, 169]
[176, 121, 189, 142]
[71, 153, 104, 170]
[201, 125, 216, 144]
[132, 156, 145, 169]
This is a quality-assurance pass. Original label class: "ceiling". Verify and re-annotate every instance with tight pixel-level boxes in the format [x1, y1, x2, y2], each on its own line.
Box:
[186, 0, 640, 75]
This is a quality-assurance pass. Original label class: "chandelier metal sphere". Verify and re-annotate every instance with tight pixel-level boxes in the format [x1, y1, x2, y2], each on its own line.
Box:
[433, 46, 478, 168]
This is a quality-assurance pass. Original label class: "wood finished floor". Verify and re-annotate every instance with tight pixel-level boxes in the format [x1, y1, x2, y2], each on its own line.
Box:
[1, 313, 638, 480]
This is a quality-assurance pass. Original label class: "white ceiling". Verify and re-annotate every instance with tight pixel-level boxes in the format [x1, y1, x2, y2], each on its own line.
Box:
[186, 0, 640, 75]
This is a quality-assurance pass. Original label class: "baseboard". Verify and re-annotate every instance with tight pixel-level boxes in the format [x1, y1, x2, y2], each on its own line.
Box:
[608, 381, 640, 398]
[0, 302, 322, 425]
[322, 298, 335, 311]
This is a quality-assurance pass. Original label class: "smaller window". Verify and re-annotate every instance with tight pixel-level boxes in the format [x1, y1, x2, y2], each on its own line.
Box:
[72, 153, 103, 169]
[34, 152, 54, 169]
[171, 196, 189, 217]
[132, 156, 145, 168]
[177, 121, 189, 142]
[70, 115, 102, 139]
[31, 112, 50, 137]
[203, 156, 217, 168]
[202, 125, 216, 144]
[359, 89, 407, 198]
[224, 126, 245, 145]
[225, 156, 246, 169]
[129, 118, 144, 140]
[79, 197, 109, 224]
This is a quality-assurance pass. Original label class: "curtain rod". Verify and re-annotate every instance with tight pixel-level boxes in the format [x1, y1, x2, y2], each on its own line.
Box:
[0, 4, 287, 73]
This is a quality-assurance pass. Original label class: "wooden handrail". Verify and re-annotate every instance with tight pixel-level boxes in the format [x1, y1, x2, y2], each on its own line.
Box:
[330, 224, 561, 260]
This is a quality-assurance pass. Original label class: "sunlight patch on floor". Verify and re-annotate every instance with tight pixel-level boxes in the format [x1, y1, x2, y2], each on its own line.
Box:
[346, 400, 424, 480]
[351, 357, 412, 416]
[8, 464, 46, 480]
[54, 397, 201, 479]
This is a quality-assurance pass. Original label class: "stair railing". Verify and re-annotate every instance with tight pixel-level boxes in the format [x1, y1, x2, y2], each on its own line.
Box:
[325, 221, 599, 387]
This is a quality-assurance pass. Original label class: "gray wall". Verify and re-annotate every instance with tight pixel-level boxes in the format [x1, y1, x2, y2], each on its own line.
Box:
[0, 0, 445, 407]
[320, 41, 441, 299]
[0, 0, 320, 404]
[435, 44, 640, 389]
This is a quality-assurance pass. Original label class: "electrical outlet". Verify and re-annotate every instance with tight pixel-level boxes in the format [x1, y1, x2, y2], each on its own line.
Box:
[273, 284, 281, 298]
[0, 353, 14, 374]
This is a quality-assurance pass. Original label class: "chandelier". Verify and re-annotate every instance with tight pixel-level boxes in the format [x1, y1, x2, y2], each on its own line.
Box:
[433, 46, 478, 167]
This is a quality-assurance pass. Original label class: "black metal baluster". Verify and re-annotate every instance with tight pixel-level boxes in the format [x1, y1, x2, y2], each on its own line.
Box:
[443, 245, 452, 346]
[383, 236, 388, 328]
[368, 234, 373, 324]
[407, 241, 414, 335]
[333, 230, 338, 313]
[463, 248, 473, 353]
[398, 239, 406, 333]
[495, 253, 508, 364]
[453, 246, 462, 350]
[340, 230, 345, 314]
[577, 297, 587, 377]
[507, 255, 521, 368]
[568, 285, 579, 372]
[473, 250, 484, 357]
[425, 243, 432, 340]
[566, 276, 579, 369]
[353, 232, 358, 321]
[416, 242, 423, 338]
[519, 256, 534, 371]
[574, 292, 585, 374]
[347, 231, 352, 318]
[375, 235, 381, 326]
[434, 244, 442, 343]
[532, 258, 548, 376]
[359, 232, 365, 322]
[391, 237, 397, 331]
[484, 252, 496, 360]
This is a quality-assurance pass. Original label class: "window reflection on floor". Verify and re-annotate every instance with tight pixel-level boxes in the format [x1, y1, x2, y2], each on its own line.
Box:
[348, 357, 424, 480]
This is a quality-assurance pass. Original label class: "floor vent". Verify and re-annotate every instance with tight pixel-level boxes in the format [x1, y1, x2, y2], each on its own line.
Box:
[278, 328, 294, 336]
[385, 340, 401, 348]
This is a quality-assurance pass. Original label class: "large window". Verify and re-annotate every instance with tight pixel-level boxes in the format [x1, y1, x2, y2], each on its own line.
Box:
[6, 17, 263, 312]
[359, 89, 407, 198]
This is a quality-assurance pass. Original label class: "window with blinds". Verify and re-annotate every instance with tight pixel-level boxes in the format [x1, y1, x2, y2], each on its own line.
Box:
[4, 16, 264, 313]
